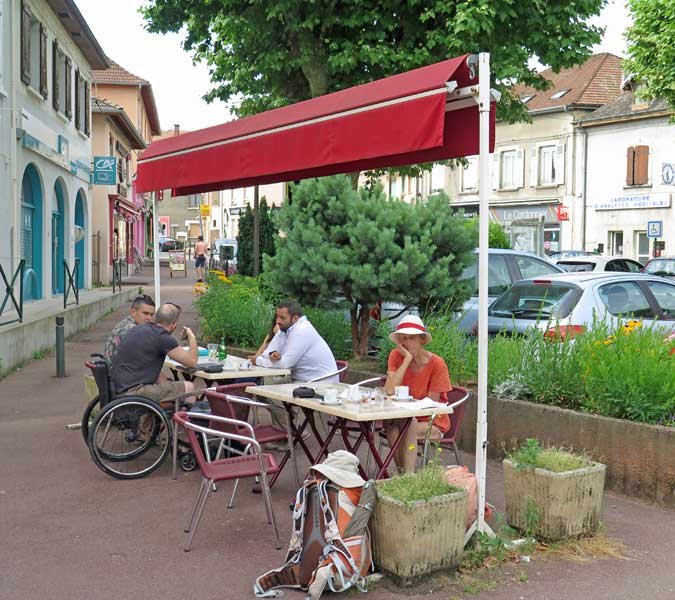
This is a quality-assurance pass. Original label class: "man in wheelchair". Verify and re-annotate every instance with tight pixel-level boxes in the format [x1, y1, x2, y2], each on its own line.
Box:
[112, 302, 199, 406]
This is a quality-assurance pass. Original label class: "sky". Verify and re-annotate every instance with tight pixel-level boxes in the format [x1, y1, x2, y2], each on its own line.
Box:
[75, 0, 632, 134]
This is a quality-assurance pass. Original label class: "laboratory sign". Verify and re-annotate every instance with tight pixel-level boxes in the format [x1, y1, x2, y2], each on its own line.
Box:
[595, 193, 671, 211]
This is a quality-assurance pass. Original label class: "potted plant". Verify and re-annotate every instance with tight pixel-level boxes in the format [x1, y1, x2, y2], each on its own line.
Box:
[503, 438, 606, 541]
[371, 464, 468, 583]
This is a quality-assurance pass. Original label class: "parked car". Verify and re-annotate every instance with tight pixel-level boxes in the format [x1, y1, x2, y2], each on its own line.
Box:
[555, 255, 643, 273]
[455, 249, 564, 332]
[487, 272, 675, 338]
[158, 236, 183, 252]
[548, 250, 599, 259]
[642, 256, 675, 281]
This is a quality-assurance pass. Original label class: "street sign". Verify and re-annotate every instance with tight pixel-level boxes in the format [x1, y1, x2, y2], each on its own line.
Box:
[662, 163, 675, 185]
[199, 204, 211, 217]
[647, 220, 663, 238]
[93, 156, 116, 185]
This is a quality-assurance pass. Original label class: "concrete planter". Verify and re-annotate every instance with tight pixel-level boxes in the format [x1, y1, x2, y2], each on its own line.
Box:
[503, 458, 606, 541]
[371, 485, 468, 583]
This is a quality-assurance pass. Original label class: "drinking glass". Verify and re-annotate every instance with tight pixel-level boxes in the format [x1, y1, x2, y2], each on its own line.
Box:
[207, 343, 218, 361]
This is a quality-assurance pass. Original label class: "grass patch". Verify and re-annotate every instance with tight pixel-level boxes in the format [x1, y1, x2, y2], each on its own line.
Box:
[377, 463, 460, 504]
[538, 533, 627, 562]
[507, 438, 592, 473]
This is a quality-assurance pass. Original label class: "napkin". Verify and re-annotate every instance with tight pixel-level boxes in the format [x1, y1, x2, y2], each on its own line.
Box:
[393, 397, 446, 410]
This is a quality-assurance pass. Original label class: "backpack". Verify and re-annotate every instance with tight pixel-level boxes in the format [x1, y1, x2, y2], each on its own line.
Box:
[254, 477, 375, 600]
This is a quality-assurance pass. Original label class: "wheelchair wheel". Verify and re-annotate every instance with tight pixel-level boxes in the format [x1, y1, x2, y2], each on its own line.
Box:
[81, 394, 105, 444]
[88, 397, 172, 480]
[179, 452, 197, 472]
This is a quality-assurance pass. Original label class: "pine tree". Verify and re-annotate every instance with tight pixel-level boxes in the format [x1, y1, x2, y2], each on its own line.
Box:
[236, 198, 277, 276]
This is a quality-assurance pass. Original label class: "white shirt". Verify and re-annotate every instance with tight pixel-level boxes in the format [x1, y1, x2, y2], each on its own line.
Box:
[255, 316, 338, 383]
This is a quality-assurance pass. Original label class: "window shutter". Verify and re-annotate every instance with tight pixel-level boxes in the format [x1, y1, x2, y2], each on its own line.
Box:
[626, 146, 635, 186]
[515, 148, 524, 188]
[52, 40, 59, 111]
[635, 145, 649, 185]
[529, 146, 538, 187]
[39, 24, 48, 99]
[491, 153, 499, 190]
[65, 57, 72, 119]
[554, 143, 565, 185]
[84, 82, 90, 136]
[74, 69, 80, 130]
[20, 3, 31, 85]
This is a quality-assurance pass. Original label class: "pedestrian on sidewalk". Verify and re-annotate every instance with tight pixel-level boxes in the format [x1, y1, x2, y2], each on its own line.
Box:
[194, 236, 207, 282]
[104, 294, 156, 365]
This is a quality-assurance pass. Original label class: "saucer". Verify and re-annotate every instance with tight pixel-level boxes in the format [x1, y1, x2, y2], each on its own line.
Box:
[319, 398, 342, 406]
[391, 395, 414, 402]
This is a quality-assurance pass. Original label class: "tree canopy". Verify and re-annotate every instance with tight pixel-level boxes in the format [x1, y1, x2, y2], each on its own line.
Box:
[141, 0, 605, 123]
[625, 0, 675, 112]
[236, 198, 277, 276]
[264, 176, 476, 357]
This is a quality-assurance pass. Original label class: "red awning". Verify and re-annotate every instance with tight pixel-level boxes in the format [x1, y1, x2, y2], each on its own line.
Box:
[136, 54, 495, 195]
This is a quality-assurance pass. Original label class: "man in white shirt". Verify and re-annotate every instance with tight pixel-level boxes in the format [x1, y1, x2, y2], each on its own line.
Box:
[253, 301, 338, 383]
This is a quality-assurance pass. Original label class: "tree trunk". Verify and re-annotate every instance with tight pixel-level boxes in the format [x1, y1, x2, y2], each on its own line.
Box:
[350, 303, 371, 358]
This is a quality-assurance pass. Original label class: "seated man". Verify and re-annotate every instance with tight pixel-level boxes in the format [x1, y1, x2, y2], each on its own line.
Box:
[104, 294, 156, 365]
[252, 300, 338, 383]
[111, 303, 198, 404]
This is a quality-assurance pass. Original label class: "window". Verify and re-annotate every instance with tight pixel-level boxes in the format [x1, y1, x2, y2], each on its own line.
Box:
[626, 145, 649, 186]
[430, 164, 445, 192]
[514, 255, 562, 280]
[461, 157, 478, 192]
[520, 95, 534, 104]
[187, 194, 201, 208]
[52, 41, 67, 114]
[498, 149, 523, 189]
[609, 231, 623, 256]
[20, 3, 47, 97]
[645, 281, 675, 320]
[531, 143, 564, 186]
[74, 69, 90, 134]
[550, 89, 570, 100]
[598, 282, 653, 318]
[538, 145, 556, 184]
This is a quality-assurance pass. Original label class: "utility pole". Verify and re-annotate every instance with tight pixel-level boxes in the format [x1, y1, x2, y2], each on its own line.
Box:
[253, 185, 260, 276]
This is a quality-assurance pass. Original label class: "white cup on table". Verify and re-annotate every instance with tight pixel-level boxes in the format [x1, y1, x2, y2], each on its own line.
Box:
[394, 385, 409, 399]
[323, 388, 338, 404]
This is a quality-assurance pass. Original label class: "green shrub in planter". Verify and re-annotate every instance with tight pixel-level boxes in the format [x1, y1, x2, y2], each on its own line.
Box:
[371, 465, 468, 583]
[503, 439, 606, 541]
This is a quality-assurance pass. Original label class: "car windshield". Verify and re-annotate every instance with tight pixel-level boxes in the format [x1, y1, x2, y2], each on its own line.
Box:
[557, 261, 595, 272]
[644, 259, 675, 276]
[489, 283, 579, 320]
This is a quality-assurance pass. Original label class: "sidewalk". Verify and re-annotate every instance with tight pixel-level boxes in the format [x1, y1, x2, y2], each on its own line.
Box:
[1, 266, 675, 599]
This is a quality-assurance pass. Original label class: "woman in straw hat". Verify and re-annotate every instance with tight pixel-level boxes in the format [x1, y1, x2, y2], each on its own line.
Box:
[384, 315, 452, 473]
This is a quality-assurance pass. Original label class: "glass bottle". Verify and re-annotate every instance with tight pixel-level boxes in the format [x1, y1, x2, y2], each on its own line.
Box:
[217, 336, 227, 361]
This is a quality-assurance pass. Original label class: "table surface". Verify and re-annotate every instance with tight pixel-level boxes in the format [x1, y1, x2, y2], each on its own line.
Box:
[246, 382, 453, 422]
[165, 354, 291, 380]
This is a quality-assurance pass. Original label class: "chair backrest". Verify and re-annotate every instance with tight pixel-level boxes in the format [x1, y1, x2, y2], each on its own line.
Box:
[84, 356, 114, 405]
[442, 386, 471, 443]
[335, 360, 349, 383]
[173, 411, 261, 476]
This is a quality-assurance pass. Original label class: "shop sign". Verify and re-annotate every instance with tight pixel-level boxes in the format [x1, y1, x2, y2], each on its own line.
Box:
[93, 156, 116, 185]
[595, 193, 671, 211]
[490, 204, 558, 225]
[556, 205, 569, 221]
[229, 207, 243, 216]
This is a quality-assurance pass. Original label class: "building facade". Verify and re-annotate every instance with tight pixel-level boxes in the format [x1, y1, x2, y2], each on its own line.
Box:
[580, 82, 675, 261]
[1, 0, 108, 302]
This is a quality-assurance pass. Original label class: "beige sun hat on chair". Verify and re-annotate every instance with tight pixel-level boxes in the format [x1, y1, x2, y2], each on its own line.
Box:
[310, 450, 365, 488]
[388, 314, 432, 344]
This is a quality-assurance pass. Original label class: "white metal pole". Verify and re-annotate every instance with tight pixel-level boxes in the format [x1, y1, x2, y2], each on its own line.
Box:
[468, 51, 494, 541]
[152, 192, 161, 306]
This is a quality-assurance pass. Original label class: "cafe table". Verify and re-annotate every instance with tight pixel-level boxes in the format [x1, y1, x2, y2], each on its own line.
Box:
[165, 354, 291, 385]
[245, 382, 454, 480]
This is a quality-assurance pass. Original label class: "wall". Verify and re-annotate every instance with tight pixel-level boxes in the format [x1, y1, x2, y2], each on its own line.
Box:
[584, 117, 675, 260]
[457, 395, 675, 508]
[0, 0, 12, 277]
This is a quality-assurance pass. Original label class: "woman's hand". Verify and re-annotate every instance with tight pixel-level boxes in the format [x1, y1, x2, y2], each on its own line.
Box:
[396, 344, 412, 362]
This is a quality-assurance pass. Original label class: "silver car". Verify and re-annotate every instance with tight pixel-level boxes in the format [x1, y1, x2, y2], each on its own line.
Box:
[555, 255, 643, 273]
[487, 272, 675, 337]
[642, 256, 675, 281]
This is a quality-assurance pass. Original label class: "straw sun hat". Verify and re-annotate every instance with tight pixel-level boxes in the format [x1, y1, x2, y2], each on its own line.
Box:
[388, 315, 432, 345]
[311, 450, 365, 488]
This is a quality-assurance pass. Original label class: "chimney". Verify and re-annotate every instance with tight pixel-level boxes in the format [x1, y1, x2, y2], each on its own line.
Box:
[173, 124, 180, 136]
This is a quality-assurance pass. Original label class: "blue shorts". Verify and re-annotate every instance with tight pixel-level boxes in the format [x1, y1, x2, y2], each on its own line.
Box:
[195, 255, 206, 267]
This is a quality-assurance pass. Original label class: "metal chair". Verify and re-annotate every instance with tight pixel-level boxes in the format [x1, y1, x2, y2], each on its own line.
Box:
[420, 386, 471, 466]
[305, 360, 349, 384]
[173, 411, 281, 552]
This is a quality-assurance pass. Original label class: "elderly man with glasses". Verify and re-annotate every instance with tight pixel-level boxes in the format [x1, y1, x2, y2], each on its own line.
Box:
[104, 294, 156, 365]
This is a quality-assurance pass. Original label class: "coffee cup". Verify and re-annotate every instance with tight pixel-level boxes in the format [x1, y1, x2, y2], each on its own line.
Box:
[323, 388, 338, 404]
[394, 385, 409, 399]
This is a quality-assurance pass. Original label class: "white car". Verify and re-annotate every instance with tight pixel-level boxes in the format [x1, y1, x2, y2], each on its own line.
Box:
[555, 255, 644, 273]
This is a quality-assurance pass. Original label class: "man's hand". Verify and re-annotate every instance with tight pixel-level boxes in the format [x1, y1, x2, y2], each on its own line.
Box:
[248, 353, 260, 365]
[269, 351, 281, 362]
[182, 326, 196, 341]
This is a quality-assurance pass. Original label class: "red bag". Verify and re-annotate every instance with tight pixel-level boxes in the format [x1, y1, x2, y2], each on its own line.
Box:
[444, 466, 493, 530]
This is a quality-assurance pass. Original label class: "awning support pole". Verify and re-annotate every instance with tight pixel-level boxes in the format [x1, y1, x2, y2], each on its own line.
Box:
[468, 51, 495, 543]
[152, 192, 161, 306]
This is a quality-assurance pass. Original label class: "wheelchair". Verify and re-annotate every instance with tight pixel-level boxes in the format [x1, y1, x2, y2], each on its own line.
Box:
[83, 354, 203, 479]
